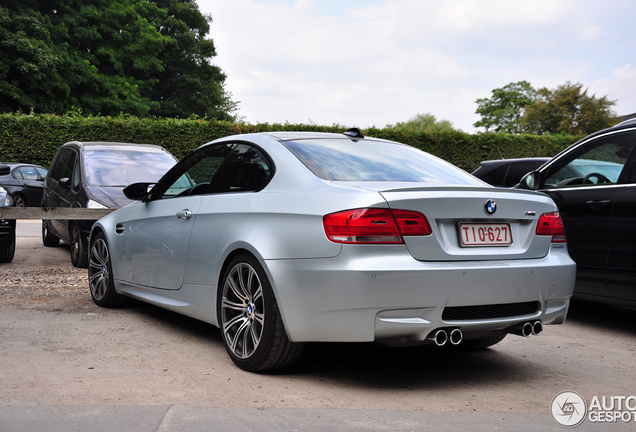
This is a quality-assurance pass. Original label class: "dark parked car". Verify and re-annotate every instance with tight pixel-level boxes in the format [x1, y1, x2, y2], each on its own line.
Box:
[0, 162, 48, 207]
[42, 141, 178, 268]
[0, 180, 16, 263]
[517, 118, 636, 306]
[472, 158, 550, 187]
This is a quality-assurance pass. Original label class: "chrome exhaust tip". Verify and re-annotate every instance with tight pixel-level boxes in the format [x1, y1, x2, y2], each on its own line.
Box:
[433, 329, 448, 346]
[509, 322, 534, 338]
[449, 328, 463, 345]
[532, 321, 543, 336]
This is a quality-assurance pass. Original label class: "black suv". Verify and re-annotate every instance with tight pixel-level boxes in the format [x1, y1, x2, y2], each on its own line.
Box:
[42, 142, 178, 267]
[0, 180, 16, 263]
[517, 118, 636, 306]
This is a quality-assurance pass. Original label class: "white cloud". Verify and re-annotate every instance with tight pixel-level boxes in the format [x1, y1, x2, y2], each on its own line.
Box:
[590, 65, 636, 116]
[198, 0, 636, 131]
[580, 25, 601, 42]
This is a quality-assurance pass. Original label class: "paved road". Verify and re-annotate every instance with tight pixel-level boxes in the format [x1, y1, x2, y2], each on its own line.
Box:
[16, 219, 42, 238]
[2, 222, 635, 431]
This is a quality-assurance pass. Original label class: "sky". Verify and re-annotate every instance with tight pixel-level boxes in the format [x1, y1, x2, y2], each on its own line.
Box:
[196, 0, 636, 132]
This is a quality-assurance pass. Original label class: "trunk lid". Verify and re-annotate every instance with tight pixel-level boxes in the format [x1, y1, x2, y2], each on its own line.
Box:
[378, 185, 557, 261]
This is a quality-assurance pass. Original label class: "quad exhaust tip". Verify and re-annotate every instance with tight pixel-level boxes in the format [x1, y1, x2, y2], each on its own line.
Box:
[532, 320, 543, 336]
[433, 329, 448, 346]
[508, 321, 543, 338]
[449, 328, 463, 345]
[428, 328, 463, 346]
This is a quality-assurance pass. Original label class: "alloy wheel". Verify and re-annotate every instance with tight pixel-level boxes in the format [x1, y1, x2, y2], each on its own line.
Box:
[221, 262, 265, 359]
[89, 237, 110, 301]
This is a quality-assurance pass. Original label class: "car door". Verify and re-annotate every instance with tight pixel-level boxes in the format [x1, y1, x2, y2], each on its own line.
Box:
[47, 148, 78, 240]
[538, 131, 636, 298]
[606, 138, 636, 301]
[15, 166, 44, 206]
[115, 142, 236, 290]
[182, 144, 275, 286]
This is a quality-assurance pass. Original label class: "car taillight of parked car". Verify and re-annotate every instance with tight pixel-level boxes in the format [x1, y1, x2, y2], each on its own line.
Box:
[323, 208, 432, 244]
[536, 212, 566, 243]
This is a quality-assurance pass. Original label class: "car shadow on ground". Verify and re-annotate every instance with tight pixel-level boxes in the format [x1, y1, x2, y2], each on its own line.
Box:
[566, 298, 636, 336]
[289, 341, 542, 391]
[125, 302, 547, 390]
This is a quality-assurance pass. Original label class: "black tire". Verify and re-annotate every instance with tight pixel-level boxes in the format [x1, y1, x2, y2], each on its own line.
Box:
[70, 222, 88, 268]
[0, 239, 15, 263]
[13, 194, 25, 208]
[218, 253, 304, 372]
[88, 232, 129, 307]
[459, 333, 507, 350]
[42, 220, 60, 247]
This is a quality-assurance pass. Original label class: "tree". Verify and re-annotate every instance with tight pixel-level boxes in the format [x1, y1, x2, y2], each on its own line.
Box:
[521, 82, 618, 135]
[141, 0, 237, 120]
[385, 113, 456, 133]
[0, 2, 68, 113]
[1, 0, 236, 119]
[473, 81, 537, 133]
[43, 0, 170, 117]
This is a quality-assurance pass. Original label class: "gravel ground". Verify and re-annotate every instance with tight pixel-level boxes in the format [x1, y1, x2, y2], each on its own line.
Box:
[2, 234, 636, 417]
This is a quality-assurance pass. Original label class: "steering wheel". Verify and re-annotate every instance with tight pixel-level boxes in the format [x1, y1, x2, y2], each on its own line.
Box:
[582, 172, 611, 185]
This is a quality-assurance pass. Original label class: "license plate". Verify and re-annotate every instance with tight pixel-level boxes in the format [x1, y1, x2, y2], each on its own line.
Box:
[459, 223, 512, 247]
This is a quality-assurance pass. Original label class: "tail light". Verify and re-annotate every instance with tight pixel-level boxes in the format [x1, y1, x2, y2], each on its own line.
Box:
[323, 208, 431, 244]
[536, 212, 566, 243]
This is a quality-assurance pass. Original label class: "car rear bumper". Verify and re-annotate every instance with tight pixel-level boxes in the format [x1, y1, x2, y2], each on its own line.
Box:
[264, 244, 576, 343]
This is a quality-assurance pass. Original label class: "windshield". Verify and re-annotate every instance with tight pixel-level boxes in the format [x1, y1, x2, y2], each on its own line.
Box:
[284, 138, 483, 184]
[82, 148, 177, 186]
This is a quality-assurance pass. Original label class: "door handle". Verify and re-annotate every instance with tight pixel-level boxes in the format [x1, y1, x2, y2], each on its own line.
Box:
[585, 200, 611, 210]
[176, 209, 192, 221]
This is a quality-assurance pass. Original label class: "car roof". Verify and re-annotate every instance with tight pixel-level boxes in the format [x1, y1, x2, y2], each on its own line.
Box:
[477, 157, 550, 167]
[0, 162, 46, 168]
[536, 118, 636, 174]
[61, 141, 169, 153]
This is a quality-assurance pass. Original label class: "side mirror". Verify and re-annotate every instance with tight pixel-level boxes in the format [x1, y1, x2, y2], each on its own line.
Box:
[0, 164, 10, 176]
[124, 182, 154, 201]
[519, 171, 540, 190]
[59, 177, 71, 188]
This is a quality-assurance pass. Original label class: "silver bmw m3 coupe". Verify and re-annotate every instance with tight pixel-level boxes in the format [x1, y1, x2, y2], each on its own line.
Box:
[88, 129, 576, 371]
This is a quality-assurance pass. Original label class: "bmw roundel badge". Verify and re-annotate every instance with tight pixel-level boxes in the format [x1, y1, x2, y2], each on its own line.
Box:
[485, 199, 497, 215]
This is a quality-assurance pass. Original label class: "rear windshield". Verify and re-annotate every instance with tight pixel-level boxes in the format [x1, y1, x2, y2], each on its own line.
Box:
[283, 138, 483, 184]
[83, 148, 177, 186]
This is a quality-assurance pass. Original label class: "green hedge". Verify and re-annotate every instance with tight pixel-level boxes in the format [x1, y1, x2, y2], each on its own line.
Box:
[0, 113, 581, 172]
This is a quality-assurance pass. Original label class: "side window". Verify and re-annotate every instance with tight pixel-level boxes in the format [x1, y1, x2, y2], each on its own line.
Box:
[544, 132, 636, 188]
[62, 151, 77, 183]
[72, 157, 81, 190]
[50, 149, 72, 182]
[36, 167, 48, 180]
[18, 166, 39, 181]
[155, 143, 235, 199]
[12, 169, 24, 180]
[212, 145, 273, 193]
[480, 165, 508, 186]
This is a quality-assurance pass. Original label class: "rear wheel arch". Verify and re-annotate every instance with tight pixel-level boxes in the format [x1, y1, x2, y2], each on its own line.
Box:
[216, 250, 304, 371]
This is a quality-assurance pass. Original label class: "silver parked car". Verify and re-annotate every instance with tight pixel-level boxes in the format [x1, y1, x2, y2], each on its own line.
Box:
[88, 130, 576, 371]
